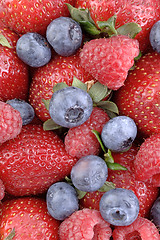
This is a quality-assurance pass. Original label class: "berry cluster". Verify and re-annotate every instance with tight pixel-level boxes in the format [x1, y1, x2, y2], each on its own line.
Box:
[0, 1, 160, 239]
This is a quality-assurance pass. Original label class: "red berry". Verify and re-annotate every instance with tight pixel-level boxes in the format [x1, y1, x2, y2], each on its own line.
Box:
[80, 35, 139, 90]
[59, 208, 112, 240]
[0, 179, 5, 201]
[112, 216, 160, 240]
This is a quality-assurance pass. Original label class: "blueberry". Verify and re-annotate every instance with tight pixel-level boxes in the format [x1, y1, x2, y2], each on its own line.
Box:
[101, 116, 137, 152]
[46, 182, 79, 221]
[150, 196, 160, 227]
[99, 188, 139, 226]
[7, 99, 35, 125]
[149, 20, 160, 53]
[71, 155, 108, 192]
[49, 87, 93, 128]
[16, 32, 51, 67]
[46, 17, 82, 56]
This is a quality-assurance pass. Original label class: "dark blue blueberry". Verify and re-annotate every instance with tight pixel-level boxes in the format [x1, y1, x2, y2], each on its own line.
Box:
[46, 182, 79, 221]
[49, 86, 93, 128]
[99, 188, 139, 226]
[149, 20, 160, 53]
[150, 196, 160, 227]
[71, 155, 108, 192]
[7, 99, 35, 125]
[16, 32, 51, 67]
[101, 116, 137, 152]
[46, 17, 82, 56]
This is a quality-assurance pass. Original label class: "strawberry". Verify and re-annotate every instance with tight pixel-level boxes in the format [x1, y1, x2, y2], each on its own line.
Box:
[0, 101, 22, 144]
[0, 24, 19, 49]
[0, 0, 75, 35]
[80, 35, 140, 90]
[75, 0, 160, 52]
[80, 145, 159, 218]
[112, 216, 160, 240]
[0, 179, 5, 201]
[0, 33, 29, 102]
[113, 51, 160, 138]
[0, 197, 60, 239]
[29, 51, 94, 122]
[134, 133, 160, 187]
[64, 107, 109, 159]
[0, 124, 78, 196]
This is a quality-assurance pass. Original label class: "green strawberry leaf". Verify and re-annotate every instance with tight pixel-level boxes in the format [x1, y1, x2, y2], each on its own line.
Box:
[97, 101, 119, 115]
[106, 162, 128, 171]
[76, 188, 87, 199]
[92, 129, 106, 153]
[4, 228, 15, 240]
[88, 82, 111, 103]
[42, 99, 50, 111]
[0, 34, 12, 48]
[43, 119, 62, 131]
[98, 181, 116, 192]
[66, 4, 100, 35]
[97, 15, 118, 36]
[72, 76, 88, 91]
[53, 82, 69, 92]
[116, 22, 142, 39]
[104, 149, 114, 163]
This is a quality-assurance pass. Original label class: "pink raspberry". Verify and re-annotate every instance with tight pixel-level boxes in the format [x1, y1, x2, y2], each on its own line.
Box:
[0, 179, 5, 201]
[64, 107, 109, 159]
[112, 216, 160, 240]
[59, 208, 112, 240]
[0, 101, 22, 144]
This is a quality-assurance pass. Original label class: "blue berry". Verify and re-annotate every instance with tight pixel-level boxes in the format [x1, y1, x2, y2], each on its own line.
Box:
[46, 17, 82, 56]
[71, 155, 108, 192]
[49, 87, 93, 128]
[149, 20, 160, 53]
[46, 182, 79, 221]
[7, 99, 35, 125]
[150, 196, 160, 227]
[16, 32, 51, 67]
[99, 188, 139, 226]
[101, 116, 137, 152]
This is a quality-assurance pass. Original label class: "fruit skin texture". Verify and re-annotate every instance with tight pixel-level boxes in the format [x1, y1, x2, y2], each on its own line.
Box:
[0, 101, 22, 144]
[80, 145, 159, 218]
[0, 197, 60, 240]
[0, 124, 78, 196]
[29, 52, 94, 122]
[59, 208, 112, 240]
[80, 35, 139, 90]
[134, 133, 160, 187]
[64, 107, 109, 159]
[113, 51, 160, 138]
[0, 0, 75, 35]
[112, 216, 160, 240]
[0, 179, 5, 201]
[75, 0, 160, 52]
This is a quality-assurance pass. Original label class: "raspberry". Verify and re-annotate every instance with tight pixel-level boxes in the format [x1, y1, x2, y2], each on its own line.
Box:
[59, 208, 112, 240]
[64, 107, 109, 158]
[0, 179, 5, 201]
[112, 216, 160, 240]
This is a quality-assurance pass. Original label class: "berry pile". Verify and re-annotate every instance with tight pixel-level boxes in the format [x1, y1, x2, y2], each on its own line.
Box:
[0, 1, 160, 239]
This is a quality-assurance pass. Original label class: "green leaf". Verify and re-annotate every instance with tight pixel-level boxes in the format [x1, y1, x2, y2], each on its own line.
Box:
[88, 82, 110, 103]
[4, 228, 15, 240]
[97, 101, 119, 114]
[43, 119, 62, 131]
[107, 162, 128, 171]
[97, 15, 117, 36]
[76, 188, 87, 199]
[42, 99, 50, 111]
[98, 181, 116, 192]
[72, 76, 87, 91]
[92, 130, 106, 153]
[79, 21, 101, 35]
[53, 82, 69, 92]
[116, 22, 142, 39]
[0, 34, 12, 48]
[104, 149, 114, 163]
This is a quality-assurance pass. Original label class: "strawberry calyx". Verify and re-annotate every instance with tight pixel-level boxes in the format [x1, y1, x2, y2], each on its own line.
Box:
[66, 4, 142, 39]
[0, 34, 12, 48]
[42, 77, 117, 131]
[4, 228, 15, 240]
